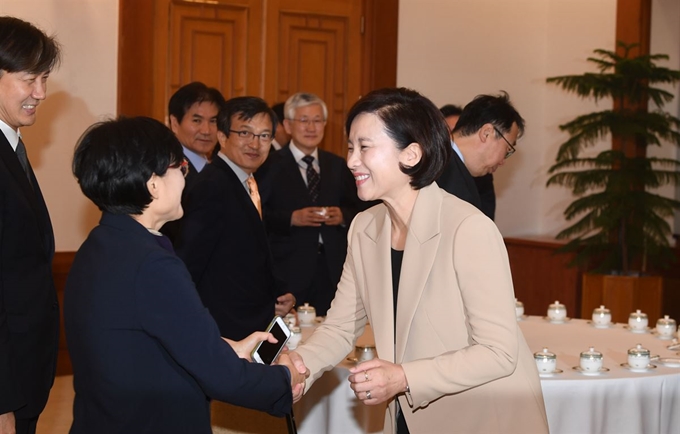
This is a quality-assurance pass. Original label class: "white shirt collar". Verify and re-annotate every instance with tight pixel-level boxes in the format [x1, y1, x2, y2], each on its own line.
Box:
[182, 145, 208, 173]
[451, 140, 464, 163]
[0, 119, 20, 151]
[289, 141, 319, 166]
[217, 152, 250, 190]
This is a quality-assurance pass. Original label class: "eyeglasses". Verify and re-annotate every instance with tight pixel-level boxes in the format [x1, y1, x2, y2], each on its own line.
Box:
[229, 129, 273, 144]
[493, 126, 516, 159]
[291, 118, 325, 128]
[169, 158, 189, 178]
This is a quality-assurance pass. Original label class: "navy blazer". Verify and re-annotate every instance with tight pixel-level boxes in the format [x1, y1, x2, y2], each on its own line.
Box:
[175, 157, 285, 341]
[64, 213, 291, 434]
[256, 147, 361, 303]
[0, 131, 58, 419]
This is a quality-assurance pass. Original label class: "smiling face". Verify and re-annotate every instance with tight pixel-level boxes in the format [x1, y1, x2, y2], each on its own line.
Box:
[283, 103, 326, 154]
[218, 112, 272, 174]
[347, 113, 419, 203]
[169, 101, 219, 157]
[0, 70, 50, 131]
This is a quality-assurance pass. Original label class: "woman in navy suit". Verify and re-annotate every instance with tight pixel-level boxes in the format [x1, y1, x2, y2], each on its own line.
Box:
[65, 117, 305, 434]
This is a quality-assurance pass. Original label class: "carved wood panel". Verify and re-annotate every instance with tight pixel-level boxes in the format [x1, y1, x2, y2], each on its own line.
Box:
[266, 0, 362, 156]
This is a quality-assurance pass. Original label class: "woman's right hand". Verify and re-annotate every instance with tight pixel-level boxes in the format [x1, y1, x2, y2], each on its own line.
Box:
[221, 332, 276, 361]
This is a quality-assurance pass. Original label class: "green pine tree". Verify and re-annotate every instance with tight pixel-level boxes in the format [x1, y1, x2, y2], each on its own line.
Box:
[546, 42, 680, 273]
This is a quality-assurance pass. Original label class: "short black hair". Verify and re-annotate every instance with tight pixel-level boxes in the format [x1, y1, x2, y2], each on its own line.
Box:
[345, 88, 452, 190]
[454, 91, 525, 138]
[0, 16, 61, 74]
[271, 102, 285, 125]
[440, 104, 463, 118]
[73, 117, 184, 215]
[218, 96, 277, 137]
[168, 82, 225, 123]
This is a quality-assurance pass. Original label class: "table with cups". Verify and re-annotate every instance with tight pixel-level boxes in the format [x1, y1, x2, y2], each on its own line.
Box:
[213, 301, 680, 434]
[520, 300, 680, 434]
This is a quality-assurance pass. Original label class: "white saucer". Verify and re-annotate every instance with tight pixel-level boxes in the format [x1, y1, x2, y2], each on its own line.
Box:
[538, 368, 563, 377]
[572, 366, 609, 376]
[623, 325, 651, 334]
[516, 315, 528, 321]
[544, 316, 571, 324]
[657, 358, 680, 368]
[586, 320, 614, 329]
[620, 363, 657, 372]
[650, 330, 674, 340]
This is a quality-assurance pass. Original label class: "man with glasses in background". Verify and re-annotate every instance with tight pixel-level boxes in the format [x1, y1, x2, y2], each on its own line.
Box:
[257, 92, 361, 316]
[174, 96, 296, 340]
[437, 92, 523, 219]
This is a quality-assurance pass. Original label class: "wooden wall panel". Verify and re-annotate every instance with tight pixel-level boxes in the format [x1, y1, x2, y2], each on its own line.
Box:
[504, 237, 583, 318]
[266, 0, 362, 157]
[169, 2, 262, 100]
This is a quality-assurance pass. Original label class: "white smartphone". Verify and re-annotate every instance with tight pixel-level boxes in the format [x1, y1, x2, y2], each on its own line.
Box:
[251, 316, 291, 365]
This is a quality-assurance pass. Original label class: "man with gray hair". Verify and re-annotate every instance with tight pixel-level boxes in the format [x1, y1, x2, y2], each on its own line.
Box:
[0, 16, 61, 434]
[257, 92, 361, 316]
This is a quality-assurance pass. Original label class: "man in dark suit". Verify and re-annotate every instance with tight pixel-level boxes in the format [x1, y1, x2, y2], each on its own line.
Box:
[437, 92, 524, 219]
[257, 92, 362, 316]
[0, 17, 61, 434]
[270, 102, 290, 152]
[440, 103, 497, 220]
[174, 97, 296, 340]
[162, 82, 225, 241]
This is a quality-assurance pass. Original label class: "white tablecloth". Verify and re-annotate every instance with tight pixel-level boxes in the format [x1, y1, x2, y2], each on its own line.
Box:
[519, 315, 680, 434]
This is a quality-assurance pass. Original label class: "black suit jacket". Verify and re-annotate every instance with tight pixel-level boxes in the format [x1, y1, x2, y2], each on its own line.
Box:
[436, 149, 485, 215]
[175, 157, 285, 340]
[474, 173, 496, 220]
[64, 213, 291, 434]
[0, 132, 59, 419]
[256, 147, 361, 302]
[161, 156, 202, 242]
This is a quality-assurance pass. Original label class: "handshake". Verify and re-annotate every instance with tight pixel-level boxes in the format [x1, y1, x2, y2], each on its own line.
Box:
[224, 332, 310, 403]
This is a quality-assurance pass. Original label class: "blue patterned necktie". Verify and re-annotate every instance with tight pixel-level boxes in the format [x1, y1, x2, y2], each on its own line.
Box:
[302, 155, 320, 203]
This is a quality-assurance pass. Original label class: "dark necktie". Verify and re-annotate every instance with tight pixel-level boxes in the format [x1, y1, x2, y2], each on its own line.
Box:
[16, 138, 33, 188]
[302, 155, 320, 204]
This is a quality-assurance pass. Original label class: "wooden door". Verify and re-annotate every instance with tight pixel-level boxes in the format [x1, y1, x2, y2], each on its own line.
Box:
[265, 0, 363, 156]
[149, 0, 264, 121]
[118, 0, 398, 155]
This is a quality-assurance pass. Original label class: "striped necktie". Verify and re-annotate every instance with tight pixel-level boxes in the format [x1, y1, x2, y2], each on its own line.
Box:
[246, 176, 262, 219]
[302, 155, 320, 203]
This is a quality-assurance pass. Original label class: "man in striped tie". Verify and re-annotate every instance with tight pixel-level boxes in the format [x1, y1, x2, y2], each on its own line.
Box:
[256, 92, 362, 316]
[174, 96, 296, 341]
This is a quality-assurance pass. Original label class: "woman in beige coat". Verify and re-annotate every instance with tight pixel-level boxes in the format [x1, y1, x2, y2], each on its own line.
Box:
[291, 88, 549, 434]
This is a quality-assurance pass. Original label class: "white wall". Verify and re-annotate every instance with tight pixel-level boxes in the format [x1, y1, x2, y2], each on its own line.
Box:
[0, 0, 118, 251]
[1, 0, 678, 249]
[398, 0, 680, 240]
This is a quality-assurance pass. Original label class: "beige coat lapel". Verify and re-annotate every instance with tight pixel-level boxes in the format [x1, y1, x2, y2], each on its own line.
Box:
[395, 184, 442, 362]
[358, 205, 396, 362]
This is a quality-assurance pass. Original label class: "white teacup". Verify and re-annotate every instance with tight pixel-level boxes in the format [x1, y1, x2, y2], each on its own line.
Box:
[592, 305, 611, 327]
[534, 347, 557, 373]
[627, 343, 650, 369]
[547, 301, 567, 322]
[656, 315, 677, 338]
[284, 312, 297, 328]
[628, 309, 648, 331]
[579, 346, 603, 372]
[297, 303, 316, 327]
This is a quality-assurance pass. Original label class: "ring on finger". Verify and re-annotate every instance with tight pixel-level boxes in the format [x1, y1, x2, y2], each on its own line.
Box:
[364, 371, 369, 381]
[366, 390, 372, 399]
